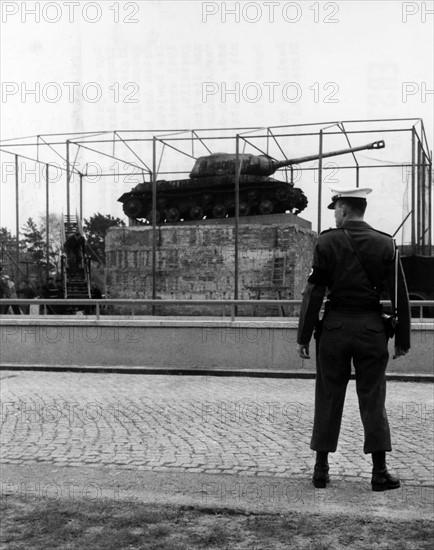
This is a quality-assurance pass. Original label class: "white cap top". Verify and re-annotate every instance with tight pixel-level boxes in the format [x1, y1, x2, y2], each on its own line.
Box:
[327, 186, 372, 209]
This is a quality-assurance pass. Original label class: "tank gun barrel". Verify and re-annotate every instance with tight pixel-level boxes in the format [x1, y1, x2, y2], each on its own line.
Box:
[189, 141, 385, 179]
[270, 140, 385, 174]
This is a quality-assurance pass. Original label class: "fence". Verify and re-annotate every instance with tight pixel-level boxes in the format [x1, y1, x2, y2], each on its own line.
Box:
[1, 299, 433, 321]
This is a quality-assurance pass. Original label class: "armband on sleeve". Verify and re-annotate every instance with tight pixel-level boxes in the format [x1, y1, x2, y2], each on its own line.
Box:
[297, 282, 326, 345]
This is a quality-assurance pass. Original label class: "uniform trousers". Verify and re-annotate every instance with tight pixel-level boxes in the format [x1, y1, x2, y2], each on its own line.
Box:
[311, 310, 392, 454]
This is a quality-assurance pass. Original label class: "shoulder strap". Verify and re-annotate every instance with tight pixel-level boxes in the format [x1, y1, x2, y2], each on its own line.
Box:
[342, 228, 398, 317]
[341, 228, 378, 289]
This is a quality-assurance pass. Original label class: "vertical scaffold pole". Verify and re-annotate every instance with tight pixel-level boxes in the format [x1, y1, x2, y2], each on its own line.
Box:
[46, 164, 50, 282]
[317, 130, 324, 233]
[235, 135, 240, 302]
[66, 140, 71, 220]
[421, 151, 426, 254]
[15, 155, 19, 279]
[152, 137, 157, 305]
[411, 128, 416, 254]
[79, 174, 83, 221]
[429, 158, 432, 252]
[417, 139, 422, 253]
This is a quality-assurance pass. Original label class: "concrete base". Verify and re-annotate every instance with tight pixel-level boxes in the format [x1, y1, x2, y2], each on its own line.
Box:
[161, 212, 312, 228]
[1, 317, 432, 375]
[105, 216, 316, 314]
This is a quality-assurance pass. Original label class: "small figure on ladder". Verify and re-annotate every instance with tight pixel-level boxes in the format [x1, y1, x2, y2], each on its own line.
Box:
[64, 231, 87, 275]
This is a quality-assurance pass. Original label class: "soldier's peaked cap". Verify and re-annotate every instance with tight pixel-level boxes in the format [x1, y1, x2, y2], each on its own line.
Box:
[327, 186, 372, 209]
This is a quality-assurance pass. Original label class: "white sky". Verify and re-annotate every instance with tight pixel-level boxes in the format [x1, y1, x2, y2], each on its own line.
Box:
[0, 0, 433, 239]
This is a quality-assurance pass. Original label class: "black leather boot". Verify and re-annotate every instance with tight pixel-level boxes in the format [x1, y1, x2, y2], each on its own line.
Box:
[371, 451, 400, 492]
[371, 468, 401, 491]
[312, 451, 330, 488]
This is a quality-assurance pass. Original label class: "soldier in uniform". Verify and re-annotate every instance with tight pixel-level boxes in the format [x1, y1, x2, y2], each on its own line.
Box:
[64, 231, 87, 275]
[0, 265, 12, 314]
[297, 186, 410, 491]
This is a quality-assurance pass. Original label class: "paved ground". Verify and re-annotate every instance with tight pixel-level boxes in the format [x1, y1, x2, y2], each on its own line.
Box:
[1, 371, 433, 518]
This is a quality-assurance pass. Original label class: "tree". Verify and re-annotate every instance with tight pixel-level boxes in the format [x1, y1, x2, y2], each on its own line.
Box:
[0, 227, 16, 255]
[0, 227, 19, 271]
[83, 213, 125, 264]
[21, 218, 45, 262]
[39, 213, 62, 274]
[21, 218, 47, 282]
[0, 226, 41, 283]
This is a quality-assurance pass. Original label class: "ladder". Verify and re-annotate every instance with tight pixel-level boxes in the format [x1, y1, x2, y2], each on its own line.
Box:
[63, 214, 79, 240]
[62, 214, 91, 300]
[272, 256, 286, 286]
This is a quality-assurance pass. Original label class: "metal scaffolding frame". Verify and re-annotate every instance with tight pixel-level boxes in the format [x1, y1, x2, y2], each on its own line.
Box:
[1, 118, 432, 295]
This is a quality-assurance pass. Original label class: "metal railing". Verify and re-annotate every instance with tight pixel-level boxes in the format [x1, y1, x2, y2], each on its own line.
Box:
[1, 299, 433, 322]
[84, 255, 92, 298]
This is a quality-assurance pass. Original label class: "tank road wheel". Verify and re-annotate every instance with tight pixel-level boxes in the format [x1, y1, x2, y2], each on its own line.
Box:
[165, 207, 180, 223]
[259, 199, 274, 215]
[145, 209, 161, 224]
[212, 204, 227, 218]
[239, 201, 250, 216]
[189, 205, 204, 220]
[225, 200, 235, 217]
[247, 190, 259, 202]
[275, 187, 291, 203]
[200, 194, 214, 217]
[157, 196, 168, 209]
[122, 197, 144, 218]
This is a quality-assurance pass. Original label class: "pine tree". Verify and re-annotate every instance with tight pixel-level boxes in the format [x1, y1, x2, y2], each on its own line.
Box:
[21, 218, 49, 282]
[0, 227, 19, 269]
[83, 213, 125, 265]
[21, 218, 45, 262]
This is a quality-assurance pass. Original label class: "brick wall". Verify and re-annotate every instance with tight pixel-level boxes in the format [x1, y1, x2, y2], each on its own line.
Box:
[105, 218, 316, 315]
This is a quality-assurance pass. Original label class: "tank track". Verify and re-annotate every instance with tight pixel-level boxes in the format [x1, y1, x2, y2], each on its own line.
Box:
[120, 177, 308, 223]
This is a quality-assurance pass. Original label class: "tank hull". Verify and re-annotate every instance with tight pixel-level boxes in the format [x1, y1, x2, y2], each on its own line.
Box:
[118, 175, 308, 223]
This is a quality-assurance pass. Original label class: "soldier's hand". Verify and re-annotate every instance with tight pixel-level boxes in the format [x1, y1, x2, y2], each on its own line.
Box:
[393, 346, 409, 359]
[298, 345, 310, 359]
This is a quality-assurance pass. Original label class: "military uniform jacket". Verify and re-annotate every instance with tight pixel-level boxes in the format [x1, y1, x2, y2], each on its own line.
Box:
[0, 275, 11, 299]
[297, 220, 411, 349]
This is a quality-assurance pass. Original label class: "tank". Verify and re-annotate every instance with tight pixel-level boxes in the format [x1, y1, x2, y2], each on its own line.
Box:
[118, 140, 385, 223]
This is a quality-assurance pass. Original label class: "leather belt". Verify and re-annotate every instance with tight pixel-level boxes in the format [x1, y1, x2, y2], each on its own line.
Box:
[329, 301, 381, 313]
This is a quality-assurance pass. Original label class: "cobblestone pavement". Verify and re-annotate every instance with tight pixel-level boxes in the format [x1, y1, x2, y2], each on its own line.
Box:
[0, 371, 433, 486]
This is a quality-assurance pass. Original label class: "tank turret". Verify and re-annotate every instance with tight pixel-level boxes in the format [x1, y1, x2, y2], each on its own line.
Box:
[118, 140, 385, 223]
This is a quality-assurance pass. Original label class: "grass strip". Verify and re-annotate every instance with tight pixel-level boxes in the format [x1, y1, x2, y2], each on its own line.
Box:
[1, 495, 433, 549]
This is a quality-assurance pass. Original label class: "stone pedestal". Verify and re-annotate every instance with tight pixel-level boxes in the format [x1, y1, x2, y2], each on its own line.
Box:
[105, 213, 316, 315]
